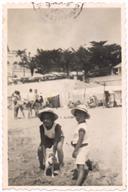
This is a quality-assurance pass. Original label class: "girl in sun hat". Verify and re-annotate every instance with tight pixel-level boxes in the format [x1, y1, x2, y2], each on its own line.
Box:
[37, 108, 64, 172]
[71, 104, 91, 185]
[71, 104, 90, 119]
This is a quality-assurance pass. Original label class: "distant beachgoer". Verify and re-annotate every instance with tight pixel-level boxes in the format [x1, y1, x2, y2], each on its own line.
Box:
[39, 96, 44, 108]
[37, 108, 64, 172]
[71, 105, 92, 186]
[88, 97, 96, 108]
[33, 89, 40, 117]
[27, 89, 35, 118]
[12, 90, 25, 119]
[104, 91, 110, 107]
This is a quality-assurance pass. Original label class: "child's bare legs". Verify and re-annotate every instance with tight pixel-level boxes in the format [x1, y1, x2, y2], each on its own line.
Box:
[14, 106, 19, 119]
[19, 105, 25, 118]
[28, 106, 32, 118]
[76, 165, 89, 186]
[34, 107, 38, 117]
[37, 145, 46, 170]
[56, 139, 64, 169]
[34, 106, 39, 117]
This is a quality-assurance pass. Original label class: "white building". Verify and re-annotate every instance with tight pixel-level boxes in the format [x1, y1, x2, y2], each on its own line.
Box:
[7, 49, 31, 78]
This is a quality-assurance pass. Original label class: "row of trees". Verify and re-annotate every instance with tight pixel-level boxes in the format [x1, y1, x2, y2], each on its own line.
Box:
[16, 41, 121, 78]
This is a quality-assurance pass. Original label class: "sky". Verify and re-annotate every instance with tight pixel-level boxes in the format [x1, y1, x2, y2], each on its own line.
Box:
[7, 7, 121, 56]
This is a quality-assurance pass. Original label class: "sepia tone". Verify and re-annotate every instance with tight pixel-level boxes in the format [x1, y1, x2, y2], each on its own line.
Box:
[2, 2, 126, 190]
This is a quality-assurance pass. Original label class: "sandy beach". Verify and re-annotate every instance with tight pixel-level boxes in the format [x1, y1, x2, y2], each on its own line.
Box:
[8, 106, 122, 186]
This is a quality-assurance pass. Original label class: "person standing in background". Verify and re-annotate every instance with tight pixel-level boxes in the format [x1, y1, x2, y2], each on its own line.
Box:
[27, 89, 35, 118]
[12, 90, 25, 119]
[33, 89, 40, 117]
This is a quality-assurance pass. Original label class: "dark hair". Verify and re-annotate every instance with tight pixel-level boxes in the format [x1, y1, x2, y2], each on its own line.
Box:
[15, 90, 20, 95]
[29, 89, 32, 92]
[40, 112, 55, 121]
[74, 110, 89, 118]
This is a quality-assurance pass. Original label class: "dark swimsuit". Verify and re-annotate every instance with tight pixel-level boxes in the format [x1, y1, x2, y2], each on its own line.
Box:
[39, 123, 64, 148]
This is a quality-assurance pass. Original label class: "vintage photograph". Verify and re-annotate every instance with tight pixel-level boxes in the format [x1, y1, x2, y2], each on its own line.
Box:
[3, 2, 126, 189]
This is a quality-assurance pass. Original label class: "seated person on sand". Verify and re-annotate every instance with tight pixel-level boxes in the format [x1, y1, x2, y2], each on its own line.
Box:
[37, 108, 64, 172]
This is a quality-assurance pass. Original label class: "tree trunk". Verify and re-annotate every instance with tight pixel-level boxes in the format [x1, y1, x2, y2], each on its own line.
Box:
[65, 63, 70, 78]
[84, 69, 89, 83]
[30, 68, 34, 76]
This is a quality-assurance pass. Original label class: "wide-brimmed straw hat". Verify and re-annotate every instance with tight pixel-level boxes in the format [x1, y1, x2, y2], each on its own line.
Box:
[71, 104, 90, 119]
[38, 108, 58, 121]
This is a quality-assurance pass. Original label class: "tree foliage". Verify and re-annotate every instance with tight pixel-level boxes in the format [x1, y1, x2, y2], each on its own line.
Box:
[15, 41, 121, 78]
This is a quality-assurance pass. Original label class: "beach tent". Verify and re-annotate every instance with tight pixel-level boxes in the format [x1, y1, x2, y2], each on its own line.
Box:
[105, 85, 121, 92]
[112, 63, 121, 75]
[7, 79, 79, 107]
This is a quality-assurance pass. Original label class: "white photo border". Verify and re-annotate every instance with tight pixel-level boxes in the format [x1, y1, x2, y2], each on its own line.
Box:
[1, 0, 128, 191]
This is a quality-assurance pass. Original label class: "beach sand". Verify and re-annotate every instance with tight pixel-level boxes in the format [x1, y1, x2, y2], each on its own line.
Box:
[8, 107, 122, 186]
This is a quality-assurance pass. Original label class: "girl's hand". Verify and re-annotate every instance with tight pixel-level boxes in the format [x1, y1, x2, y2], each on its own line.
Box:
[72, 150, 78, 158]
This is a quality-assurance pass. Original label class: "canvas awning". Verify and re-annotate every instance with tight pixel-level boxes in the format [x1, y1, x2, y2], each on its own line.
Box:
[113, 64, 121, 69]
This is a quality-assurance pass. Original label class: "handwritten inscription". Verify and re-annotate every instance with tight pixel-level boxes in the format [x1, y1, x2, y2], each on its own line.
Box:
[32, 2, 84, 20]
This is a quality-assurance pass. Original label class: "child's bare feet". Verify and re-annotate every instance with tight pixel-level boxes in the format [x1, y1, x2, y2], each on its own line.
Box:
[59, 162, 64, 174]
